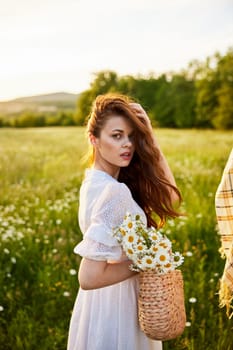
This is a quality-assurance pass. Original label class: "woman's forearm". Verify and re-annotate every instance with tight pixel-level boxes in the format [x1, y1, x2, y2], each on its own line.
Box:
[78, 258, 137, 290]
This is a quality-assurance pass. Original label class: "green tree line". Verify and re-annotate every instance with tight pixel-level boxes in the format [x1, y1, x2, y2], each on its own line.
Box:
[0, 47, 232, 129]
[0, 111, 76, 128]
[75, 48, 233, 129]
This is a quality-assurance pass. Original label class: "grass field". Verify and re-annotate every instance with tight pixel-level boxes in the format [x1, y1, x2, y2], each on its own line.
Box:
[0, 127, 232, 350]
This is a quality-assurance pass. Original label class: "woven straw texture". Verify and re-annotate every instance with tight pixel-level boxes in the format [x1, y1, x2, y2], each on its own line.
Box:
[138, 270, 186, 341]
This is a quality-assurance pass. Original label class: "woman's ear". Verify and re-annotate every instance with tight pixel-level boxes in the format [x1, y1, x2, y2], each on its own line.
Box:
[89, 134, 97, 146]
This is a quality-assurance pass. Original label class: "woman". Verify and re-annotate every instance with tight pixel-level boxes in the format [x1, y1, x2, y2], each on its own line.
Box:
[215, 148, 233, 318]
[67, 93, 181, 350]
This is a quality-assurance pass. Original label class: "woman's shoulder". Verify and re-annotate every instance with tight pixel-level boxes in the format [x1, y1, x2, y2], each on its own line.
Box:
[82, 169, 130, 193]
[84, 169, 133, 201]
[103, 180, 131, 200]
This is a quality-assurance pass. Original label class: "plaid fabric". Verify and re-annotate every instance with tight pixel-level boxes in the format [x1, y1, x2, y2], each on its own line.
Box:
[215, 148, 233, 318]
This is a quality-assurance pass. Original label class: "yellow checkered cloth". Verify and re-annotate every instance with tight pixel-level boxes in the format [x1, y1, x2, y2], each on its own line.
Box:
[215, 148, 233, 318]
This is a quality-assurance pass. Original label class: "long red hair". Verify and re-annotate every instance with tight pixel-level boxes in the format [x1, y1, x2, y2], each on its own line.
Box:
[87, 93, 181, 227]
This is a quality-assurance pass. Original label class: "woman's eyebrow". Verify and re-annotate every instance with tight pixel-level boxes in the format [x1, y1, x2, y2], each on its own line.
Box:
[112, 129, 123, 132]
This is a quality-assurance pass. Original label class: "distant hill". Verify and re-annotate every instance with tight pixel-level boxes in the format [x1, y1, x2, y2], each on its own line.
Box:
[0, 92, 80, 115]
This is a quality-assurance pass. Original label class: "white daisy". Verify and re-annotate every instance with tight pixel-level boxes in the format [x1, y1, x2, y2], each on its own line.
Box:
[122, 213, 137, 230]
[155, 248, 171, 266]
[150, 243, 159, 255]
[149, 228, 162, 241]
[141, 255, 156, 270]
[173, 252, 184, 267]
[69, 269, 77, 276]
[124, 247, 137, 263]
[134, 214, 141, 221]
[123, 231, 137, 247]
[159, 237, 172, 250]
[135, 242, 147, 253]
[120, 228, 126, 237]
[162, 262, 174, 272]
[148, 229, 159, 242]
[189, 297, 197, 303]
[186, 251, 193, 257]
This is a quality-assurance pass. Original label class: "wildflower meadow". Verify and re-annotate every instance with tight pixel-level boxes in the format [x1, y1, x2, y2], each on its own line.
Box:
[0, 127, 232, 350]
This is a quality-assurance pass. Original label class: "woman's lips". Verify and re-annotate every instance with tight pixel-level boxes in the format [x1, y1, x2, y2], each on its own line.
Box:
[120, 152, 132, 160]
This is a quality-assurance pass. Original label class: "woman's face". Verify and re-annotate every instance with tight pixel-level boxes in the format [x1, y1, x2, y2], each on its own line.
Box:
[91, 115, 135, 178]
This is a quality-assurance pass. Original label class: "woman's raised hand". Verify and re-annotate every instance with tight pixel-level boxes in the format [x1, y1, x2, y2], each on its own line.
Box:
[129, 103, 153, 133]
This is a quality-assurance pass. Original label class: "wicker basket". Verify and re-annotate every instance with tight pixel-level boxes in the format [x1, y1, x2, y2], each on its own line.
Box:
[138, 269, 186, 341]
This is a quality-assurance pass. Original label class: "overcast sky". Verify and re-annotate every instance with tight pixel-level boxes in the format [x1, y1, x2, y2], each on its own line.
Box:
[0, 0, 232, 101]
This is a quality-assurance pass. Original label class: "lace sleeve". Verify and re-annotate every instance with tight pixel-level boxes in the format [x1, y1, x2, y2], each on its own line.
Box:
[74, 182, 138, 261]
[74, 237, 122, 261]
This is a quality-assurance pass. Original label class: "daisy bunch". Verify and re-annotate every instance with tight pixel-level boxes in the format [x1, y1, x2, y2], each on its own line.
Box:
[113, 212, 184, 274]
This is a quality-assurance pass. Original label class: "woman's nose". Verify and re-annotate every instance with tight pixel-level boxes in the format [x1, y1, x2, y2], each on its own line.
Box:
[123, 137, 132, 147]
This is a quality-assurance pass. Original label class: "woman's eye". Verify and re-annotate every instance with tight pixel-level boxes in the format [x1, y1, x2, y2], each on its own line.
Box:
[112, 134, 121, 139]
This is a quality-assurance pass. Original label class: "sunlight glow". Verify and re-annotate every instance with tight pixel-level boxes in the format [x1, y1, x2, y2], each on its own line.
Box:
[0, 0, 232, 101]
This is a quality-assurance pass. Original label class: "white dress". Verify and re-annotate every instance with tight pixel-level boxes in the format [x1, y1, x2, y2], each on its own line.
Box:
[67, 168, 162, 350]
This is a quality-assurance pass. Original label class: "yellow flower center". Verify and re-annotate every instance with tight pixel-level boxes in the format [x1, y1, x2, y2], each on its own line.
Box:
[165, 263, 171, 268]
[146, 258, 153, 264]
[120, 229, 126, 236]
[174, 256, 181, 262]
[128, 222, 133, 229]
[137, 245, 143, 251]
[159, 255, 166, 262]
[127, 248, 133, 255]
[128, 236, 134, 243]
